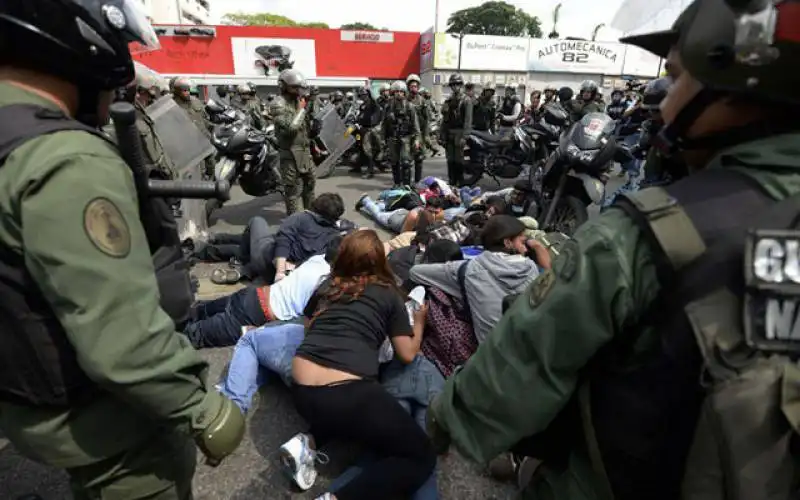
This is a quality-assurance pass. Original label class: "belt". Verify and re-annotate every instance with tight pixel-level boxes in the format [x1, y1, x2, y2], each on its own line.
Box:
[256, 286, 277, 322]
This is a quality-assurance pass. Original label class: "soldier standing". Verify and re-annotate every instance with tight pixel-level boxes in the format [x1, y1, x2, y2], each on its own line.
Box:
[232, 83, 265, 130]
[270, 69, 315, 215]
[332, 90, 346, 119]
[406, 73, 430, 183]
[567, 80, 604, 121]
[0, 1, 245, 497]
[427, 1, 800, 498]
[440, 74, 473, 187]
[383, 81, 420, 187]
[497, 84, 523, 137]
[355, 86, 383, 179]
[473, 82, 497, 133]
[172, 77, 216, 176]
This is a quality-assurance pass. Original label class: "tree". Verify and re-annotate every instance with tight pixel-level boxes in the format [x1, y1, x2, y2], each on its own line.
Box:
[340, 22, 379, 30]
[221, 12, 329, 29]
[446, 1, 543, 38]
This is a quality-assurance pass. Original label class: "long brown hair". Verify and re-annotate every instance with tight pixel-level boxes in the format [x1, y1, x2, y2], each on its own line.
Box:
[310, 230, 400, 320]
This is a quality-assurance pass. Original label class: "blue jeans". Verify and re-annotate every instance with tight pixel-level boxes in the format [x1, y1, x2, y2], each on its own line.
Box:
[620, 132, 642, 176]
[220, 323, 305, 413]
[329, 356, 444, 499]
[360, 196, 409, 233]
[183, 287, 267, 349]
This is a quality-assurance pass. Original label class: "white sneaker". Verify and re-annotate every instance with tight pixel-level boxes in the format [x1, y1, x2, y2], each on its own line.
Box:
[314, 494, 335, 500]
[279, 432, 329, 491]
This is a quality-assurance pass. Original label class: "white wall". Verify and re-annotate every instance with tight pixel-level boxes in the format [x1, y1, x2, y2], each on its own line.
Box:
[611, 0, 692, 36]
[150, 0, 212, 25]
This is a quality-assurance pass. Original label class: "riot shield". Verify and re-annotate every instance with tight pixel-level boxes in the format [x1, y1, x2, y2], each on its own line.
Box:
[145, 95, 215, 178]
[314, 103, 355, 177]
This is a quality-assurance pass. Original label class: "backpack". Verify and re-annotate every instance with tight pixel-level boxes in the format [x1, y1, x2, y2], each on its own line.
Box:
[0, 104, 194, 327]
[386, 190, 423, 211]
[421, 262, 478, 377]
[582, 170, 800, 500]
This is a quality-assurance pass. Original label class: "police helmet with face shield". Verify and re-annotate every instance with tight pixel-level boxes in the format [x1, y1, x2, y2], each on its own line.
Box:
[579, 80, 599, 97]
[278, 68, 306, 93]
[640, 77, 672, 110]
[390, 80, 407, 95]
[0, 0, 160, 124]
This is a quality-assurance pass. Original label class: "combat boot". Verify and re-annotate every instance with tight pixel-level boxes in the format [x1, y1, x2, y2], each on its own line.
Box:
[391, 164, 402, 187]
[414, 160, 423, 184]
[402, 164, 412, 187]
[362, 158, 375, 179]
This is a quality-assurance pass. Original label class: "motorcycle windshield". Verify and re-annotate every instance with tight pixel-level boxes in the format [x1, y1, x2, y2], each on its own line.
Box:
[568, 113, 615, 150]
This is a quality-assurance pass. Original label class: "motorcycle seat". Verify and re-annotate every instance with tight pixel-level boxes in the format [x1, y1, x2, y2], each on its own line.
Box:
[471, 130, 513, 144]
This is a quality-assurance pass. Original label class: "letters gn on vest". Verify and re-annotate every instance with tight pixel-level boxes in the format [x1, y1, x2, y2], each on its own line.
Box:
[745, 230, 800, 351]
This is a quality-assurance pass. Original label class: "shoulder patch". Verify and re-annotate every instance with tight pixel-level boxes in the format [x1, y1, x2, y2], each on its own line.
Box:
[529, 269, 556, 307]
[556, 239, 579, 282]
[83, 197, 131, 258]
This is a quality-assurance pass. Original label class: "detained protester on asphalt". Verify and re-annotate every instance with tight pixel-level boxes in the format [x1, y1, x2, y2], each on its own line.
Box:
[279, 230, 435, 499]
[182, 237, 342, 349]
[410, 215, 549, 344]
[426, 1, 800, 499]
[357, 193, 445, 234]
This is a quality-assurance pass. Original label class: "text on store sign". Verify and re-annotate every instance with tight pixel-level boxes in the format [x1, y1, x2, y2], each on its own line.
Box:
[465, 42, 526, 53]
[536, 41, 617, 64]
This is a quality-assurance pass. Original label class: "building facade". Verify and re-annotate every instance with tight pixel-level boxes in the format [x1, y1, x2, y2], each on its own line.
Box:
[142, 0, 213, 25]
[134, 25, 421, 92]
[419, 30, 664, 104]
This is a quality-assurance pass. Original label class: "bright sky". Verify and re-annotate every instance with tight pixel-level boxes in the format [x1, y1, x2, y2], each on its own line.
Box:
[213, 0, 626, 41]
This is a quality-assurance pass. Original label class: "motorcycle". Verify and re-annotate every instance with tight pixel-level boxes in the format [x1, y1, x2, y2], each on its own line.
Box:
[525, 111, 633, 235]
[462, 125, 539, 186]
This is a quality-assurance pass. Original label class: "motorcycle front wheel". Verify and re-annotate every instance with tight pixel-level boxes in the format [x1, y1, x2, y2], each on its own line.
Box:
[545, 196, 588, 236]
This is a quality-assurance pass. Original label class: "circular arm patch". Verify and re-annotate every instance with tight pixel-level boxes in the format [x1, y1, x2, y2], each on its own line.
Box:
[83, 197, 131, 258]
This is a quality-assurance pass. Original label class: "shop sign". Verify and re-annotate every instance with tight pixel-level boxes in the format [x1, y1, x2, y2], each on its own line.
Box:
[420, 29, 434, 73]
[340, 31, 394, 43]
[459, 35, 529, 71]
[528, 39, 624, 74]
[231, 37, 317, 78]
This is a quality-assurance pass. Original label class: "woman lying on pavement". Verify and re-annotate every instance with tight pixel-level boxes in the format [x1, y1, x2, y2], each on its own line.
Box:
[279, 230, 436, 499]
[181, 237, 342, 349]
[410, 215, 551, 344]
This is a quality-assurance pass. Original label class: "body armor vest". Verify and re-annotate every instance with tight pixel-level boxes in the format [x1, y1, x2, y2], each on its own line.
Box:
[499, 97, 520, 126]
[0, 104, 194, 407]
[473, 100, 495, 131]
[444, 95, 467, 128]
[358, 100, 382, 128]
[387, 101, 414, 138]
[590, 168, 776, 499]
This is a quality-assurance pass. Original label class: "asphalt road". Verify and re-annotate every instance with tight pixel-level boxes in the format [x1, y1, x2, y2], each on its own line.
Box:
[0, 157, 624, 500]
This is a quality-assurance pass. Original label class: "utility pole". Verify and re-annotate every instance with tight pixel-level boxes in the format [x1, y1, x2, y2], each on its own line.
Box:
[175, 0, 183, 24]
[456, 33, 465, 71]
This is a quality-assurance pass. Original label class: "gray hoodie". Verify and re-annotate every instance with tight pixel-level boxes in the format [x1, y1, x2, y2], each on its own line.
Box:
[410, 251, 539, 343]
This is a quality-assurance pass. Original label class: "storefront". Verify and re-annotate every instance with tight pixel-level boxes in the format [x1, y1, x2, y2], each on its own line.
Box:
[419, 30, 663, 102]
[134, 25, 421, 92]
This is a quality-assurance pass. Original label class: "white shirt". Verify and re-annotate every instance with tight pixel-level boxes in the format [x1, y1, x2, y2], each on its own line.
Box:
[269, 254, 330, 320]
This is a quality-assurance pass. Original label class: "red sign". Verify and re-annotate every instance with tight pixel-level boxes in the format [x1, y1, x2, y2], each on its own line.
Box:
[420, 40, 432, 56]
[134, 25, 419, 79]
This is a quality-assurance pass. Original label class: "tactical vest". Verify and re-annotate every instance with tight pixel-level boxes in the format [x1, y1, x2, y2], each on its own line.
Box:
[358, 100, 382, 129]
[605, 103, 626, 121]
[582, 167, 799, 500]
[499, 97, 520, 126]
[445, 95, 467, 129]
[0, 104, 194, 407]
[387, 101, 414, 138]
[473, 100, 495, 131]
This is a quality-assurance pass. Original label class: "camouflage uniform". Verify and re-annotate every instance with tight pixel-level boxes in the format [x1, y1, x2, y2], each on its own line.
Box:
[407, 93, 430, 183]
[135, 101, 175, 179]
[270, 94, 315, 215]
[382, 96, 420, 187]
[441, 74, 473, 187]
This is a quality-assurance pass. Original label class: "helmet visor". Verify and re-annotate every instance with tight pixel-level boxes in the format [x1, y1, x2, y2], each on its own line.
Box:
[119, 0, 161, 54]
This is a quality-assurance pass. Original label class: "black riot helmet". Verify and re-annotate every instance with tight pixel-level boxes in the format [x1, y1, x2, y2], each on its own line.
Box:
[332, 90, 344, 102]
[641, 77, 672, 110]
[579, 80, 599, 100]
[448, 73, 464, 87]
[216, 85, 229, 98]
[0, 0, 160, 91]
[557, 86, 574, 102]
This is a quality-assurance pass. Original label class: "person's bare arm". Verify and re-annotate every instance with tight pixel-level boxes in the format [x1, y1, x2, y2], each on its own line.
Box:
[527, 239, 552, 269]
[391, 304, 427, 364]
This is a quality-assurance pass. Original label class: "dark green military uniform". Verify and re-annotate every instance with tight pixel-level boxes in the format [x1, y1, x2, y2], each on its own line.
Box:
[239, 95, 265, 131]
[441, 86, 473, 186]
[408, 92, 430, 183]
[0, 82, 229, 499]
[429, 135, 800, 499]
[473, 95, 497, 133]
[566, 98, 604, 121]
[270, 94, 315, 214]
[382, 98, 421, 187]
[135, 101, 176, 179]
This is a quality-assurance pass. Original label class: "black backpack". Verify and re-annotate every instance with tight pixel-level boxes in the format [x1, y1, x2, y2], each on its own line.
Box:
[0, 104, 194, 327]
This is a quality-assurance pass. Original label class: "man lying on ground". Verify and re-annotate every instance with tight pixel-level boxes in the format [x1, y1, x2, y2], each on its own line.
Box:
[357, 194, 444, 234]
[182, 237, 342, 348]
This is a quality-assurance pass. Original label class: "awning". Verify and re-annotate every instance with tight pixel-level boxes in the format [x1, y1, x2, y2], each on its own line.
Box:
[161, 74, 370, 88]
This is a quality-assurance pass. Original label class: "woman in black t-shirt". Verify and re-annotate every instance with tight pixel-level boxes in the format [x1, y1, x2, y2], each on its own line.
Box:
[279, 229, 434, 499]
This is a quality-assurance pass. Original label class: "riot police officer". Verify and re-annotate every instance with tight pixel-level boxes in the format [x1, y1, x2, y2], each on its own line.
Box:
[356, 86, 383, 179]
[567, 80, 604, 120]
[383, 81, 421, 187]
[270, 69, 315, 215]
[441, 74, 473, 187]
[498, 84, 523, 137]
[473, 82, 497, 133]
[233, 83, 265, 130]
[215, 84, 231, 105]
[606, 88, 627, 120]
[0, 1, 244, 497]
[427, 1, 800, 499]
[406, 73, 430, 183]
[332, 90, 346, 119]
[172, 76, 215, 175]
